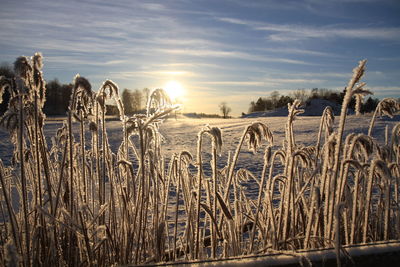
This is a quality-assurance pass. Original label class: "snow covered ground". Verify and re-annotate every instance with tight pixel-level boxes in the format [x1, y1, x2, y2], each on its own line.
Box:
[1, 113, 397, 176]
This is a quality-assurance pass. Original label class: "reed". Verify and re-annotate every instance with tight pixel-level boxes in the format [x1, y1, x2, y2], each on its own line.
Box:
[0, 55, 399, 266]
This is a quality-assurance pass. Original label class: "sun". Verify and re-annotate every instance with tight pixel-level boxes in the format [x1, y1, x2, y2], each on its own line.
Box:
[164, 80, 184, 101]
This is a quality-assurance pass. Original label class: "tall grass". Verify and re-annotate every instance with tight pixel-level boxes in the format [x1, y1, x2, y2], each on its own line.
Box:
[0, 55, 399, 266]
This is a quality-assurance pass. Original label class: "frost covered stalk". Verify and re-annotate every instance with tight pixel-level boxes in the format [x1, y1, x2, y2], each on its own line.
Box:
[208, 126, 222, 258]
[328, 60, 368, 239]
[249, 145, 272, 253]
[315, 106, 334, 160]
[194, 126, 222, 259]
[15, 56, 31, 266]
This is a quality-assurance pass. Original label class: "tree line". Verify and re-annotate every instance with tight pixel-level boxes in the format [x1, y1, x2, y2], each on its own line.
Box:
[1, 61, 395, 117]
[1, 62, 150, 116]
[247, 88, 382, 114]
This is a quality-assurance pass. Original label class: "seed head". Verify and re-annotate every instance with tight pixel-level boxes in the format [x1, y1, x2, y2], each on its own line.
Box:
[32, 52, 43, 70]
[376, 98, 400, 118]
[146, 88, 171, 116]
[0, 76, 13, 105]
[246, 122, 273, 153]
[14, 56, 32, 81]
[205, 125, 223, 154]
[74, 75, 92, 93]
[322, 106, 335, 135]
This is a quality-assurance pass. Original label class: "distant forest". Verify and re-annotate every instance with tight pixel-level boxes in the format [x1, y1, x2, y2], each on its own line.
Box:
[247, 88, 382, 114]
[0, 63, 149, 116]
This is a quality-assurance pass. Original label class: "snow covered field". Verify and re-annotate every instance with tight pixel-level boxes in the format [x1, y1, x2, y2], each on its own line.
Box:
[1, 114, 397, 178]
[1, 113, 398, 203]
[1, 113, 397, 202]
[2, 113, 395, 173]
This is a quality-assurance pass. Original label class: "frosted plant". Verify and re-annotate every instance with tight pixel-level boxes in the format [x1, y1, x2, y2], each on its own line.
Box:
[353, 82, 371, 116]
[146, 88, 172, 116]
[285, 99, 304, 155]
[0, 103, 19, 142]
[320, 106, 334, 136]
[249, 145, 273, 252]
[0, 75, 15, 104]
[390, 123, 400, 162]
[69, 75, 93, 114]
[368, 98, 400, 136]
[14, 56, 32, 84]
[98, 80, 124, 118]
[363, 159, 391, 243]
[4, 239, 19, 267]
[327, 60, 369, 240]
[198, 125, 222, 257]
[246, 122, 274, 153]
[2, 54, 400, 265]
[224, 122, 273, 204]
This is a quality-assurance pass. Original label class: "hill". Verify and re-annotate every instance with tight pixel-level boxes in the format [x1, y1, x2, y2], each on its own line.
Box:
[242, 98, 353, 118]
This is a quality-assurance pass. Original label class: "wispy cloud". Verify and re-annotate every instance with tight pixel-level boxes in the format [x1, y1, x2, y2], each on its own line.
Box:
[201, 77, 324, 87]
[219, 17, 400, 42]
[367, 86, 400, 97]
[201, 81, 266, 86]
[264, 25, 400, 42]
[109, 70, 198, 78]
[157, 48, 314, 65]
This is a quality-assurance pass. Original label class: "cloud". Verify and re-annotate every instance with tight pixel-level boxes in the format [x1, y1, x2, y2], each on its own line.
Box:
[264, 26, 400, 42]
[219, 17, 400, 42]
[201, 77, 324, 88]
[201, 81, 266, 86]
[367, 86, 400, 97]
[157, 48, 314, 65]
[139, 2, 166, 11]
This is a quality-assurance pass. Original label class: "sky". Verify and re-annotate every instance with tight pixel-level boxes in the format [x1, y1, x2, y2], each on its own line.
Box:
[0, 0, 399, 116]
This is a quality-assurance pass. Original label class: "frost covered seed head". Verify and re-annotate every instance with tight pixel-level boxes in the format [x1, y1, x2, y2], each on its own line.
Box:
[32, 52, 43, 70]
[14, 56, 32, 81]
[74, 75, 92, 93]
[352, 59, 367, 84]
[376, 98, 400, 118]
[209, 126, 223, 154]
[146, 88, 171, 116]
[288, 99, 305, 121]
[322, 106, 335, 135]
[246, 122, 273, 153]
[70, 75, 93, 114]
[98, 80, 125, 119]
[180, 150, 193, 165]
[0, 76, 10, 105]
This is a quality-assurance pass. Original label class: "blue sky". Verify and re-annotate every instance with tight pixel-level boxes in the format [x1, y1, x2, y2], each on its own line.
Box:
[0, 0, 399, 116]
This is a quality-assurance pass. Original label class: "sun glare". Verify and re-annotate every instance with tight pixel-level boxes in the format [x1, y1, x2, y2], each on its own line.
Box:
[164, 81, 185, 101]
[164, 80, 184, 101]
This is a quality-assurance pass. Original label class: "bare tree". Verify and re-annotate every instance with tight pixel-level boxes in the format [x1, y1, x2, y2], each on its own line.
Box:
[142, 88, 150, 105]
[270, 90, 280, 109]
[219, 102, 231, 118]
[122, 89, 134, 114]
[132, 89, 143, 112]
[291, 89, 309, 104]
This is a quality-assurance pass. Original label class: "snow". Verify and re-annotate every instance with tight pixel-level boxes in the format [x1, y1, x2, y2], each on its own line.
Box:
[1, 113, 397, 173]
[242, 98, 354, 118]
